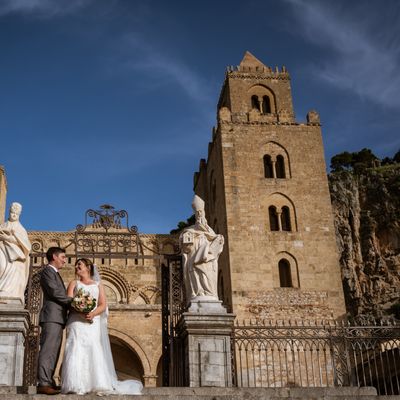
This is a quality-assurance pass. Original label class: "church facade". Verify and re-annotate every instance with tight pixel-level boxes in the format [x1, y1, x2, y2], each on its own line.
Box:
[0, 52, 346, 387]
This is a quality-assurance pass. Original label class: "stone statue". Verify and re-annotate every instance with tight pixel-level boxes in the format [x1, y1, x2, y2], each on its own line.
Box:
[180, 195, 224, 305]
[0, 202, 31, 303]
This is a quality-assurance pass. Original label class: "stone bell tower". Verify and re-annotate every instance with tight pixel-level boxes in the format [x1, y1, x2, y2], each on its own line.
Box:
[194, 52, 346, 321]
[0, 165, 7, 223]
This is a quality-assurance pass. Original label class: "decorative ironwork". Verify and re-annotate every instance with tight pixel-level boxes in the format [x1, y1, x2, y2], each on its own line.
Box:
[231, 319, 400, 395]
[76, 204, 137, 233]
[161, 255, 186, 387]
[74, 205, 142, 262]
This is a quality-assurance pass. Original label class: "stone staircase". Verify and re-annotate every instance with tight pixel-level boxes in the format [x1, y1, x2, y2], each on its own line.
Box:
[1, 386, 400, 399]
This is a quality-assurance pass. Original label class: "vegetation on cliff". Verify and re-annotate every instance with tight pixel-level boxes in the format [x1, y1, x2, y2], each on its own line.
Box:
[329, 149, 400, 319]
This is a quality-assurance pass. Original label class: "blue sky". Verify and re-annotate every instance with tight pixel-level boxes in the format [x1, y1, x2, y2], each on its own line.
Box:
[1, 0, 399, 233]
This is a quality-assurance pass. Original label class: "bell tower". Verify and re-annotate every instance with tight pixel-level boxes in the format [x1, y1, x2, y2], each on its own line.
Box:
[194, 52, 346, 321]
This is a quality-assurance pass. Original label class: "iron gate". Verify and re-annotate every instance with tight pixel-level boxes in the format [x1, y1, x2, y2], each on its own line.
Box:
[161, 254, 186, 386]
[23, 249, 47, 386]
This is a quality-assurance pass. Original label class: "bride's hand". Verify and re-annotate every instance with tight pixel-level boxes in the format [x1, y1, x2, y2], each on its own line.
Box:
[85, 312, 94, 322]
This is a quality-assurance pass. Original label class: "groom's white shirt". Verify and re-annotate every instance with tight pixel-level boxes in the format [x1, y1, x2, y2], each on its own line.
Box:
[48, 264, 58, 273]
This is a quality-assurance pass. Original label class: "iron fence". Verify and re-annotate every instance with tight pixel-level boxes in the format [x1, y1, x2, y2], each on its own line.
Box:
[232, 319, 400, 395]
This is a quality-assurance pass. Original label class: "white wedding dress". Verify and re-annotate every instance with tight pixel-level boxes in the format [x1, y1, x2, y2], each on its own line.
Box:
[61, 281, 143, 395]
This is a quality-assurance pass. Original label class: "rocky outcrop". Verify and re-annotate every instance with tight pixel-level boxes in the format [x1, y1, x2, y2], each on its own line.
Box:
[329, 166, 400, 318]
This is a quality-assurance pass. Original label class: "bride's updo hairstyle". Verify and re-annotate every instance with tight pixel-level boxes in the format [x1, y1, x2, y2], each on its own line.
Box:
[75, 258, 95, 277]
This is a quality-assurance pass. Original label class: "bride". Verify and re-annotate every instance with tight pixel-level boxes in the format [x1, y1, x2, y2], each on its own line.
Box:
[61, 258, 143, 395]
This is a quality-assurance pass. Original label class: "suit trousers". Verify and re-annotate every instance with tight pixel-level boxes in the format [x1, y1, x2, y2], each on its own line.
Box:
[37, 322, 64, 386]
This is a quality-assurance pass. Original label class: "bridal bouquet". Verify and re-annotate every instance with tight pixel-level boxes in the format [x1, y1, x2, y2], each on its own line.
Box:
[71, 288, 96, 322]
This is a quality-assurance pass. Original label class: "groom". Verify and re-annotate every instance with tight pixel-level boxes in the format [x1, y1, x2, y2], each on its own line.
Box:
[37, 247, 72, 395]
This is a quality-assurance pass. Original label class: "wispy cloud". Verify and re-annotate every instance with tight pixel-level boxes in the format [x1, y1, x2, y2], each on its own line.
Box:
[284, 0, 400, 109]
[114, 34, 215, 106]
[0, 0, 93, 17]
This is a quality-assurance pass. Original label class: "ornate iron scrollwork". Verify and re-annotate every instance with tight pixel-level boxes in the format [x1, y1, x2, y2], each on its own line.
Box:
[76, 204, 137, 233]
[74, 205, 141, 259]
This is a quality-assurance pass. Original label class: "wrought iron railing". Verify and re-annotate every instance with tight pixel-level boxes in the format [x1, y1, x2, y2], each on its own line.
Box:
[232, 319, 400, 395]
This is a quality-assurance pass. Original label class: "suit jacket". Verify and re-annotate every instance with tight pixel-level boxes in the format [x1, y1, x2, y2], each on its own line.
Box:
[39, 265, 72, 325]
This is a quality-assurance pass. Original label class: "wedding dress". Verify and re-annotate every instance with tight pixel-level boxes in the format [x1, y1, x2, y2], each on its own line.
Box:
[61, 281, 143, 395]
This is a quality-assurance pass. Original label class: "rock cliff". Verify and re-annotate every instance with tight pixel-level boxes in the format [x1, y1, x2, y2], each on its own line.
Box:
[329, 165, 400, 318]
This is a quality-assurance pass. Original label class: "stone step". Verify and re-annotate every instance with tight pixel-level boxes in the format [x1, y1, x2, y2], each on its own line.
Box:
[0, 386, 394, 399]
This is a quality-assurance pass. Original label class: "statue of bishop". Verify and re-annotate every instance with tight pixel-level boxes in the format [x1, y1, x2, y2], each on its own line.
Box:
[0, 202, 31, 303]
[180, 195, 224, 304]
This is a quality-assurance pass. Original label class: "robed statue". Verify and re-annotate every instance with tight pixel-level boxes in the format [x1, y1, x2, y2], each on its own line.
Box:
[0, 202, 31, 303]
[180, 195, 224, 303]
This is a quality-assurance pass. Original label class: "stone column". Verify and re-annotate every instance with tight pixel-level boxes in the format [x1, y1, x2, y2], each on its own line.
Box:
[0, 298, 29, 387]
[176, 310, 236, 387]
[271, 159, 277, 178]
[143, 374, 158, 387]
[276, 209, 282, 231]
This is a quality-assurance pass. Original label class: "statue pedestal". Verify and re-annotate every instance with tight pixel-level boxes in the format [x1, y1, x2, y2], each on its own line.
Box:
[0, 298, 29, 387]
[188, 297, 227, 314]
[177, 311, 235, 387]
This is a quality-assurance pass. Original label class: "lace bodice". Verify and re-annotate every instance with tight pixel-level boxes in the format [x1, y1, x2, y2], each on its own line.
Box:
[75, 281, 99, 300]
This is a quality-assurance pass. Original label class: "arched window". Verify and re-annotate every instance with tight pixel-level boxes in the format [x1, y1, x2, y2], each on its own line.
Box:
[279, 259, 292, 287]
[262, 95, 271, 114]
[264, 155, 273, 178]
[269, 206, 279, 231]
[276, 155, 286, 178]
[281, 206, 291, 231]
[251, 95, 260, 111]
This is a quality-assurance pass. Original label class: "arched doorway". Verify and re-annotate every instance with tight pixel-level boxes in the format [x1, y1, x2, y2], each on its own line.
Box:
[110, 335, 144, 383]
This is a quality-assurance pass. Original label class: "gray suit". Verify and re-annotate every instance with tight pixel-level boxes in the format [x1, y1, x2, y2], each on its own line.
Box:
[37, 266, 72, 387]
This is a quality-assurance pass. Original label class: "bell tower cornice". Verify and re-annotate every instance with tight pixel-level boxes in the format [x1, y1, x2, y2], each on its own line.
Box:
[217, 52, 295, 124]
[225, 51, 290, 81]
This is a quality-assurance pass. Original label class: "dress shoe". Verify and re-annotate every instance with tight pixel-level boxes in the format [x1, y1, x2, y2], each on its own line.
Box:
[37, 385, 61, 395]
